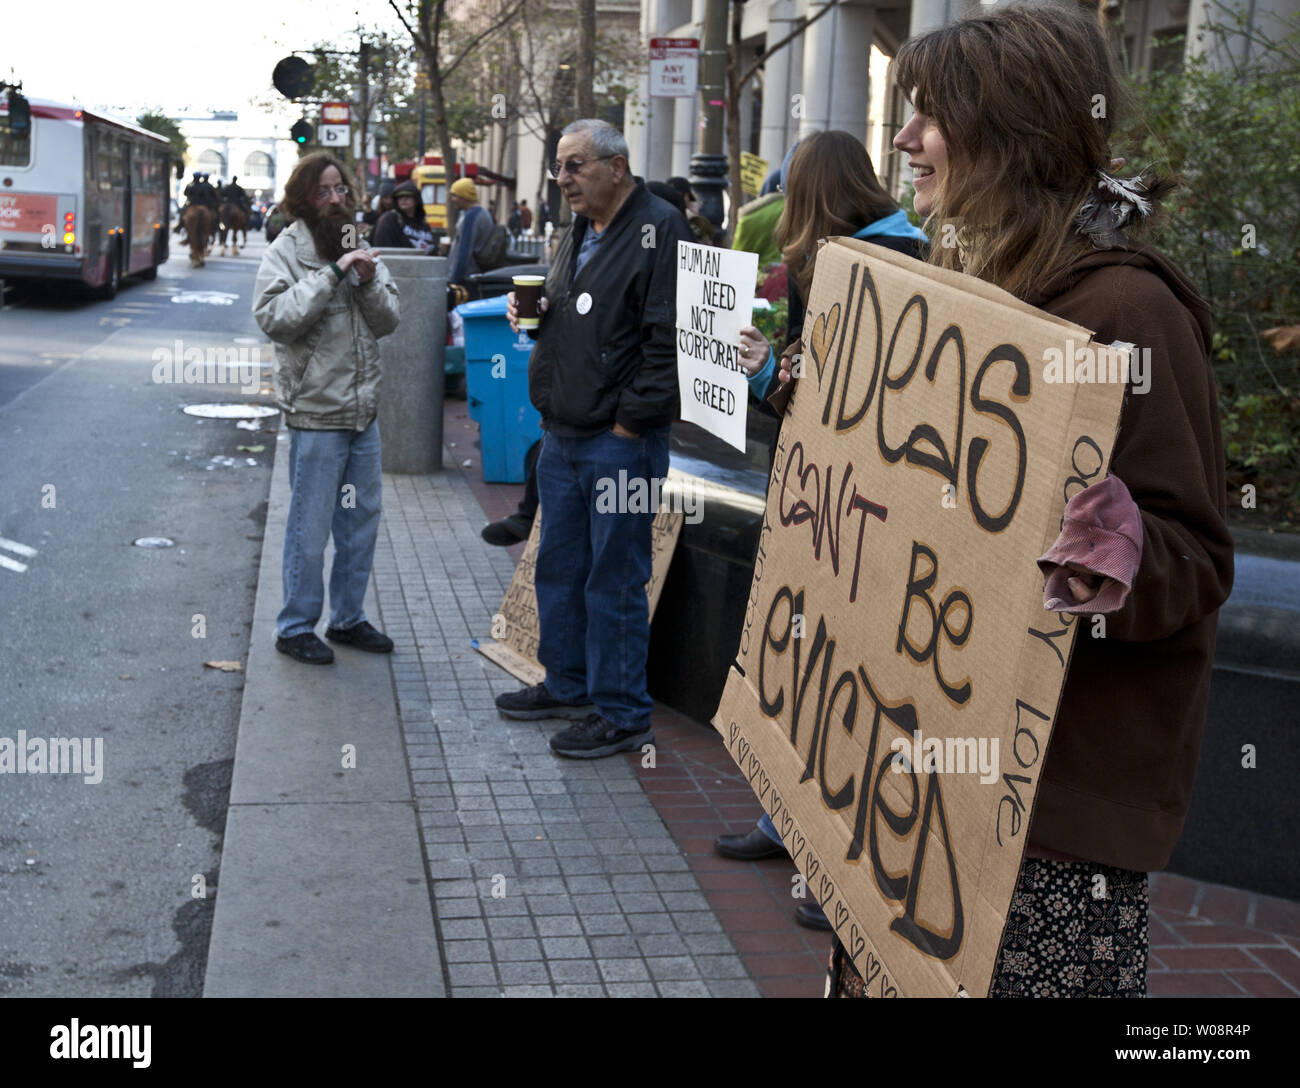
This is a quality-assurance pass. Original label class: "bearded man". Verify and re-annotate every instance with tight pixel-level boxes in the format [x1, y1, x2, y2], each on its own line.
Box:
[253, 152, 401, 665]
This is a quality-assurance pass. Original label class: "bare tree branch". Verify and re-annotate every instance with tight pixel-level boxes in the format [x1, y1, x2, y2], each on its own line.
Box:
[442, 0, 528, 81]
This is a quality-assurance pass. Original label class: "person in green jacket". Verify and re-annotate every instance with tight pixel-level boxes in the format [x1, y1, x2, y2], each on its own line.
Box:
[731, 166, 786, 269]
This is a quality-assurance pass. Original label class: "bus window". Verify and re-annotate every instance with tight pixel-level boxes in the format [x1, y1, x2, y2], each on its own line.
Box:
[421, 183, 445, 207]
[0, 123, 30, 167]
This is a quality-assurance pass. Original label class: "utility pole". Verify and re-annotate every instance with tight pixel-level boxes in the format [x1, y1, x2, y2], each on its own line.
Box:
[692, 0, 729, 237]
[357, 33, 371, 203]
[577, 0, 596, 117]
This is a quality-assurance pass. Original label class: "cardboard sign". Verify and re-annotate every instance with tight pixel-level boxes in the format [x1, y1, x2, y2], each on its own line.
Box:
[649, 38, 700, 98]
[713, 239, 1126, 997]
[740, 152, 769, 201]
[675, 241, 758, 453]
[474, 506, 684, 684]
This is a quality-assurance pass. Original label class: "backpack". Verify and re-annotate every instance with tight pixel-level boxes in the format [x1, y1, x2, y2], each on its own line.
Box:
[473, 220, 510, 271]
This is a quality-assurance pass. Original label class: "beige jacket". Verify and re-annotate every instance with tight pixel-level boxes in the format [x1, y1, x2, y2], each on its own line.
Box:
[252, 220, 401, 430]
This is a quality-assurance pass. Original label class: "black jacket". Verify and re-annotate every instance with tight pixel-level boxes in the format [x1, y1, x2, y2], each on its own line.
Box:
[530, 180, 690, 436]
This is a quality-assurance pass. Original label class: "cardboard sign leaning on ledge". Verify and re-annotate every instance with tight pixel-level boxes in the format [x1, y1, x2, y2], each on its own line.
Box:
[713, 238, 1127, 997]
[474, 507, 684, 684]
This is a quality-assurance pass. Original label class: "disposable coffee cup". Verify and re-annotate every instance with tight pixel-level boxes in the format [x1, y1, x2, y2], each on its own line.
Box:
[513, 275, 546, 329]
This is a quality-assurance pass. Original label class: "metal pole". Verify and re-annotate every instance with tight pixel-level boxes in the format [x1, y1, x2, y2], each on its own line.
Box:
[691, 0, 729, 233]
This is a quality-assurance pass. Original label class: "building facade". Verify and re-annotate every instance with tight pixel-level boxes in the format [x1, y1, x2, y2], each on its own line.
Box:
[169, 111, 300, 202]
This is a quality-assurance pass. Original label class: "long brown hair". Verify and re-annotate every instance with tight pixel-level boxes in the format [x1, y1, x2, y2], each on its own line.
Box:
[774, 130, 900, 298]
[280, 152, 357, 223]
[894, 3, 1171, 299]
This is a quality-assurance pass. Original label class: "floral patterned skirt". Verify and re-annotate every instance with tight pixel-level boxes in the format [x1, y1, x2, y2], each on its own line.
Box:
[828, 858, 1149, 997]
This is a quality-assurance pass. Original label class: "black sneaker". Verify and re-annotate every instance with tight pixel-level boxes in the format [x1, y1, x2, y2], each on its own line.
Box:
[276, 632, 334, 665]
[325, 621, 394, 653]
[495, 682, 594, 721]
[480, 514, 533, 546]
[549, 713, 653, 760]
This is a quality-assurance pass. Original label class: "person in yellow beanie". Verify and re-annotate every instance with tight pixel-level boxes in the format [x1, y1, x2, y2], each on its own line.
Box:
[446, 177, 501, 284]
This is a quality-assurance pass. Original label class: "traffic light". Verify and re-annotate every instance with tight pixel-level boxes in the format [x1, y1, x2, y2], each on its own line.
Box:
[2, 85, 30, 138]
[291, 120, 314, 145]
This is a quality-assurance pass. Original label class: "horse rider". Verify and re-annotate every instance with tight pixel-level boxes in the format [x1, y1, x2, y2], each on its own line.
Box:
[223, 176, 250, 214]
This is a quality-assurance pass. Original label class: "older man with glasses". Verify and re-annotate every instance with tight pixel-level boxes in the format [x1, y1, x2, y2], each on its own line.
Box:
[496, 118, 690, 759]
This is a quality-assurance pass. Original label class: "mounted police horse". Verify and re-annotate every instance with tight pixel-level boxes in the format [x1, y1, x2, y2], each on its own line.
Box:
[218, 202, 247, 256]
[183, 205, 213, 267]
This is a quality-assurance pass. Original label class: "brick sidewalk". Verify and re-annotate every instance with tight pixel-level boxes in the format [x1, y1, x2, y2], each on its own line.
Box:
[435, 395, 1300, 998]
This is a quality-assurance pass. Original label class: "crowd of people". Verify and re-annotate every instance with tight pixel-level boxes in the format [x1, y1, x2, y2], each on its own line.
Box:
[251, 3, 1232, 999]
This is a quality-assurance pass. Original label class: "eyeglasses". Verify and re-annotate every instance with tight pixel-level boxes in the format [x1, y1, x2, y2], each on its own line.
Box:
[316, 184, 349, 199]
[549, 155, 614, 179]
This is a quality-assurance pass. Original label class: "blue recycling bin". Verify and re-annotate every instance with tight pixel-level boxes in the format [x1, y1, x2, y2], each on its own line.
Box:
[456, 295, 543, 483]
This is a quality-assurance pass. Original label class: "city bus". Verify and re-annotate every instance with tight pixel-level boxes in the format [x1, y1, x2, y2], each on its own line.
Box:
[0, 93, 171, 298]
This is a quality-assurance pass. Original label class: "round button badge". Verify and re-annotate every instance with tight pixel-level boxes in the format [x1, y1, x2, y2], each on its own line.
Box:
[575, 292, 593, 315]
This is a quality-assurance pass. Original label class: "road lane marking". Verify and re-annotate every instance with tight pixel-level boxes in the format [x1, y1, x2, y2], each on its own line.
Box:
[0, 535, 36, 573]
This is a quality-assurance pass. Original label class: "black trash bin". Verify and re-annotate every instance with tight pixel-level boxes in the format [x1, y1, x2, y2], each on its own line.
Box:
[466, 261, 543, 301]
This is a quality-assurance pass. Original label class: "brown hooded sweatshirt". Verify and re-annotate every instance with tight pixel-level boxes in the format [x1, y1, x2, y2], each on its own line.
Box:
[1023, 243, 1235, 872]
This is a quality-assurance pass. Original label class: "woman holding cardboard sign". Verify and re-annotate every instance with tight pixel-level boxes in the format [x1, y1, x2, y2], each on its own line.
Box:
[775, 4, 1233, 997]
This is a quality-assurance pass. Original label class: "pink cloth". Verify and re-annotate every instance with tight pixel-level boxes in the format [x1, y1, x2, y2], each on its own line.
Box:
[1037, 474, 1143, 613]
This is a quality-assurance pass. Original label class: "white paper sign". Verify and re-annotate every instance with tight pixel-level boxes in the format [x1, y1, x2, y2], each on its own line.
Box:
[675, 241, 757, 452]
[649, 38, 700, 98]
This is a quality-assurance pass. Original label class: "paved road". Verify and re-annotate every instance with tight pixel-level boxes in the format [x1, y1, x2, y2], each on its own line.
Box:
[0, 238, 275, 995]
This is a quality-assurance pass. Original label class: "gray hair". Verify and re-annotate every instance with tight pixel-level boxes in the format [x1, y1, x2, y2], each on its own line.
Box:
[560, 119, 629, 163]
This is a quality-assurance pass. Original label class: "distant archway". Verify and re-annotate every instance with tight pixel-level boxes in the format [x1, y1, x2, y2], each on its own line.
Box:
[197, 150, 226, 178]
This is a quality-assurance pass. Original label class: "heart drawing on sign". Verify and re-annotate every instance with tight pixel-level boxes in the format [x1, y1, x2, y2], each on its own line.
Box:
[728, 721, 739, 749]
[757, 769, 771, 800]
[818, 873, 835, 907]
[807, 303, 841, 391]
[747, 751, 762, 784]
[849, 924, 865, 961]
[736, 735, 750, 770]
[790, 829, 805, 863]
[804, 855, 820, 883]
[769, 791, 782, 823]
[834, 901, 848, 931]
[780, 810, 793, 838]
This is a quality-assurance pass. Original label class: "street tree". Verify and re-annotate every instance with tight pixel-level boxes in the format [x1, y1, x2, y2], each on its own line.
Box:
[137, 111, 187, 175]
[723, 0, 844, 228]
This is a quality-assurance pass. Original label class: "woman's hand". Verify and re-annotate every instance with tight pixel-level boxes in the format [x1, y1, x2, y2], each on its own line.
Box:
[506, 291, 548, 334]
[1066, 567, 1101, 604]
[738, 325, 771, 376]
[777, 338, 804, 385]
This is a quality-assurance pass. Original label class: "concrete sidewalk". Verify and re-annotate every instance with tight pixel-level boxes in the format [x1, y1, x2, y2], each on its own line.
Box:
[204, 425, 756, 997]
[204, 411, 1300, 998]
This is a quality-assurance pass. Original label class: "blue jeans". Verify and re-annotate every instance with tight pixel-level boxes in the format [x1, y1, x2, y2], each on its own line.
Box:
[534, 426, 671, 732]
[758, 812, 782, 845]
[277, 421, 383, 638]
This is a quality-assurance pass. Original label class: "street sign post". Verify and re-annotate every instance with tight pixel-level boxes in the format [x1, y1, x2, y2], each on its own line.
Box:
[649, 38, 699, 98]
[320, 101, 350, 149]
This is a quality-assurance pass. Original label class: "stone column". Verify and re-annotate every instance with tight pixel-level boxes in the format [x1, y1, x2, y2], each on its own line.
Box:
[759, 0, 798, 168]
